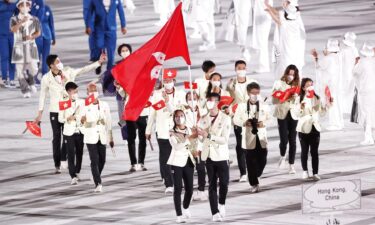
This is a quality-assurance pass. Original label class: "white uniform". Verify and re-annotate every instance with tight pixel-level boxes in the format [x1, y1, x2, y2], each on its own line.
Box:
[58, 98, 85, 136]
[167, 127, 196, 167]
[153, 0, 175, 25]
[233, 0, 251, 47]
[295, 96, 328, 134]
[196, 0, 216, 47]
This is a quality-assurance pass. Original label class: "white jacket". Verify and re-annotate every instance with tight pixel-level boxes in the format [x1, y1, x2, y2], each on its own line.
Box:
[39, 62, 101, 113]
[272, 80, 300, 120]
[296, 96, 328, 133]
[58, 98, 85, 136]
[81, 100, 113, 145]
[198, 111, 231, 161]
[233, 100, 270, 149]
[145, 88, 186, 139]
[167, 127, 196, 167]
[226, 76, 257, 105]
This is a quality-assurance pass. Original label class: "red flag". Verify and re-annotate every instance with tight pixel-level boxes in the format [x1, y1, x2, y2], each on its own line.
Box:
[59, 99, 72, 110]
[163, 69, 177, 79]
[272, 90, 285, 100]
[152, 100, 166, 110]
[184, 81, 198, 90]
[307, 90, 315, 98]
[85, 94, 95, 106]
[325, 85, 331, 101]
[25, 121, 41, 137]
[111, 3, 191, 121]
[145, 101, 152, 108]
[232, 103, 239, 113]
[218, 96, 234, 110]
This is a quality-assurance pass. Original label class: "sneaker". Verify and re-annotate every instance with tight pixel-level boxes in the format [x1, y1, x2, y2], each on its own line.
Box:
[55, 167, 61, 174]
[199, 43, 216, 52]
[182, 208, 191, 219]
[360, 139, 375, 146]
[193, 190, 207, 201]
[302, 171, 309, 180]
[312, 174, 321, 181]
[289, 164, 296, 174]
[9, 80, 16, 88]
[176, 216, 186, 223]
[129, 165, 136, 172]
[212, 213, 223, 222]
[23, 92, 31, 98]
[189, 31, 201, 39]
[76, 173, 81, 181]
[165, 187, 174, 194]
[278, 156, 286, 169]
[139, 164, 148, 171]
[30, 85, 37, 94]
[250, 185, 260, 193]
[218, 204, 226, 218]
[3, 79, 10, 88]
[61, 161, 68, 169]
[239, 175, 247, 182]
[94, 184, 103, 193]
[71, 177, 78, 185]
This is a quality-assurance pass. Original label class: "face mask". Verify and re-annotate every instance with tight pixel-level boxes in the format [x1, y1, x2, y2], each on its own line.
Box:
[121, 51, 130, 59]
[206, 101, 215, 110]
[175, 116, 185, 125]
[164, 82, 174, 90]
[56, 62, 64, 70]
[237, 70, 246, 78]
[72, 93, 79, 100]
[93, 91, 99, 99]
[287, 75, 294, 82]
[307, 86, 314, 91]
[211, 81, 221, 87]
[188, 100, 197, 109]
[20, 7, 30, 15]
[249, 94, 258, 102]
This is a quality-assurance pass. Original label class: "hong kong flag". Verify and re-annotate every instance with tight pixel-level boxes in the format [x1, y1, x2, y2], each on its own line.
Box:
[59, 99, 72, 110]
[184, 81, 198, 90]
[85, 94, 96, 106]
[112, 3, 191, 121]
[152, 100, 166, 111]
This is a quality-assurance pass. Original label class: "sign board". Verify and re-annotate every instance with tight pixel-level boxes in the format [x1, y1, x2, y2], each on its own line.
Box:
[302, 180, 361, 214]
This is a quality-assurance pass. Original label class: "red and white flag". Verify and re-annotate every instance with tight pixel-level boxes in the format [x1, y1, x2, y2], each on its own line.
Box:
[184, 81, 198, 90]
[163, 69, 177, 79]
[85, 94, 96, 106]
[111, 3, 191, 121]
[325, 85, 331, 101]
[152, 100, 166, 111]
[272, 90, 285, 100]
[59, 99, 72, 110]
[25, 121, 42, 137]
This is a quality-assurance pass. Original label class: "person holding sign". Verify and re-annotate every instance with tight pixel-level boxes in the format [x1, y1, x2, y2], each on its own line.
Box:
[297, 78, 332, 181]
[271, 65, 300, 174]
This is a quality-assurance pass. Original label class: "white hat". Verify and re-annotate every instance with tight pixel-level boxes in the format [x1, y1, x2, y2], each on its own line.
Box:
[288, 0, 299, 7]
[342, 32, 357, 47]
[360, 42, 374, 57]
[326, 39, 340, 52]
[16, 0, 32, 7]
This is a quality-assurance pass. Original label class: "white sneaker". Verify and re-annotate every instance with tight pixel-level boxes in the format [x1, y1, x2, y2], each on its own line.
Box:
[165, 187, 174, 194]
[278, 156, 286, 169]
[176, 216, 186, 223]
[289, 164, 296, 174]
[23, 92, 31, 98]
[212, 213, 223, 222]
[71, 177, 78, 185]
[302, 171, 309, 180]
[218, 204, 226, 218]
[239, 175, 247, 182]
[94, 184, 103, 193]
[129, 165, 136, 172]
[193, 190, 207, 201]
[360, 139, 375, 146]
[182, 208, 191, 219]
[76, 173, 81, 181]
[55, 167, 61, 174]
[30, 85, 37, 93]
[241, 48, 251, 62]
[189, 31, 201, 39]
[250, 185, 260, 193]
[312, 174, 321, 181]
[199, 43, 216, 52]
[61, 161, 68, 169]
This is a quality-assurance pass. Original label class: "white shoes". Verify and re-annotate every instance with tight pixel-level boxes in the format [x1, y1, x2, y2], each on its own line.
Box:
[289, 164, 296, 174]
[94, 184, 103, 193]
[250, 185, 260, 193]
[76, 173, 81, 181]
[212, 212, 223, 222]
[302, 171, 310, 180]
[278, 156, 286, 169]
[129, 165, 136, 172]
[241, 48, 251, 63]
[176, 216, 186, 223]
[30, 85, 37, 93]
[360, 139, 374, 146]
[312, 174, 321, 181]
[218, 204, 226, 218]
[182, 208, 191, 219]
[71, 177, 78, 185]
[199, 43, 216, 52]
[55, 167, 61, 174]
[189, 31, 201, 39]
[193, 190, 208, 201]
[23, 92, 31, 98]
[165, 187, 174, 194]
[239, 175, 247, 182]
[61, 161, 68, 170]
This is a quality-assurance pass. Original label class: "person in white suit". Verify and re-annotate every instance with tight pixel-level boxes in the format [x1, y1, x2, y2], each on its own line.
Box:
[153, 0, 175, 26]
[81, 83, 114, 193]
[167, 109, 198, 223]
[197, 92, 231, 222]
[58, 82, 85, 185]
[340, 32, 359, 114]
[195, 60, 216, 103]
[265, 0, 306, 79]
[234, 0, 252, 61]
[353, 43, 375, 146]
[233, 82, 270, 193]
[311, 39, 344, 131]
[196, 0, 216, 51]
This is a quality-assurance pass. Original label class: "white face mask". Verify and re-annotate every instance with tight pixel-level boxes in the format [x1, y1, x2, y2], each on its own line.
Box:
[211, 81, 221, 87]
[164, 82, 174, 90]
[237, 70, 246, 78]
[93, 91, 99, 99]
[175, 116, 185, 125]
[287, 75, 294, 82]
[307, 86, 314, 91]
[206, 101, 215, 110]
[249, 94, 259, 102]
[20, 7, 30, 15]
[188, 100, 197, 109]
[72, 93, 79, 100]
[56, 62, 64, 71]
[121, 51, 130, 59]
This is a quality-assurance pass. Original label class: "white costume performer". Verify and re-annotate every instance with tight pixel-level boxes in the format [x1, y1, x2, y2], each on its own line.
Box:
[252, 0, 273, 73]
[353, 43, 375, 145]
[340, 32, 359, 114]
[153, 0, 175, 26]
[182, 0, 200, 38]
[315, 39, 344, 131]
[196, 0, 216, 51]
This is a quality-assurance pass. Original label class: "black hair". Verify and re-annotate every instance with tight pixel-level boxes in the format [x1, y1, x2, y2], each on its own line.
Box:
[172, 109, 185, 132]
[185, 91, 199, 102]
[247, 82, 260, 93]
[300, 77, 320, 102]
[117, 43, 132, 56]
[46, 54, 58, 68]
[201, 60, 216, 73]
[235, 60, 246, 68]
[205, 72, 222, 99]
[206, 92, 221, 102]
[281, 64, 300, 86]
[65, 82, 78, 92]
[284, 6, 300, 20]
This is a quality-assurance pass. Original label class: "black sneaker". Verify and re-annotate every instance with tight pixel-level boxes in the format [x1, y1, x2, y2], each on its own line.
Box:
[95, 65, 102, 75]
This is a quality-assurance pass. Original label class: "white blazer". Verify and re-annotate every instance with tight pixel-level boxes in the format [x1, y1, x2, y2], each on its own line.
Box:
[296, 96, 328, 134]
[81, 100, 113, 145]
[167, 127, 196, 167]
[58, 98, 85, 136]
[272, 80, 300, 120]
[226, 76, 258, 105]
[198, 111, 231, 162]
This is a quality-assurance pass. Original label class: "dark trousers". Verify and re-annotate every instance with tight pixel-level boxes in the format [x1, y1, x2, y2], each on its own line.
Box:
[87, 141, 106, 186]
[299, 126, 320, 175]
[172, 159, 195, 216]
[126, 116, 147, 165]
[234, 125, 246, 176]
[206, 158, 229, 215]
[50, 112, 66, 168]
[245, 136, 268, 186]
[157, 138, 173, 188]
[65, 133, 84, 179]
[195, 157, 206, 191]
[277, 111, 298, 164]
